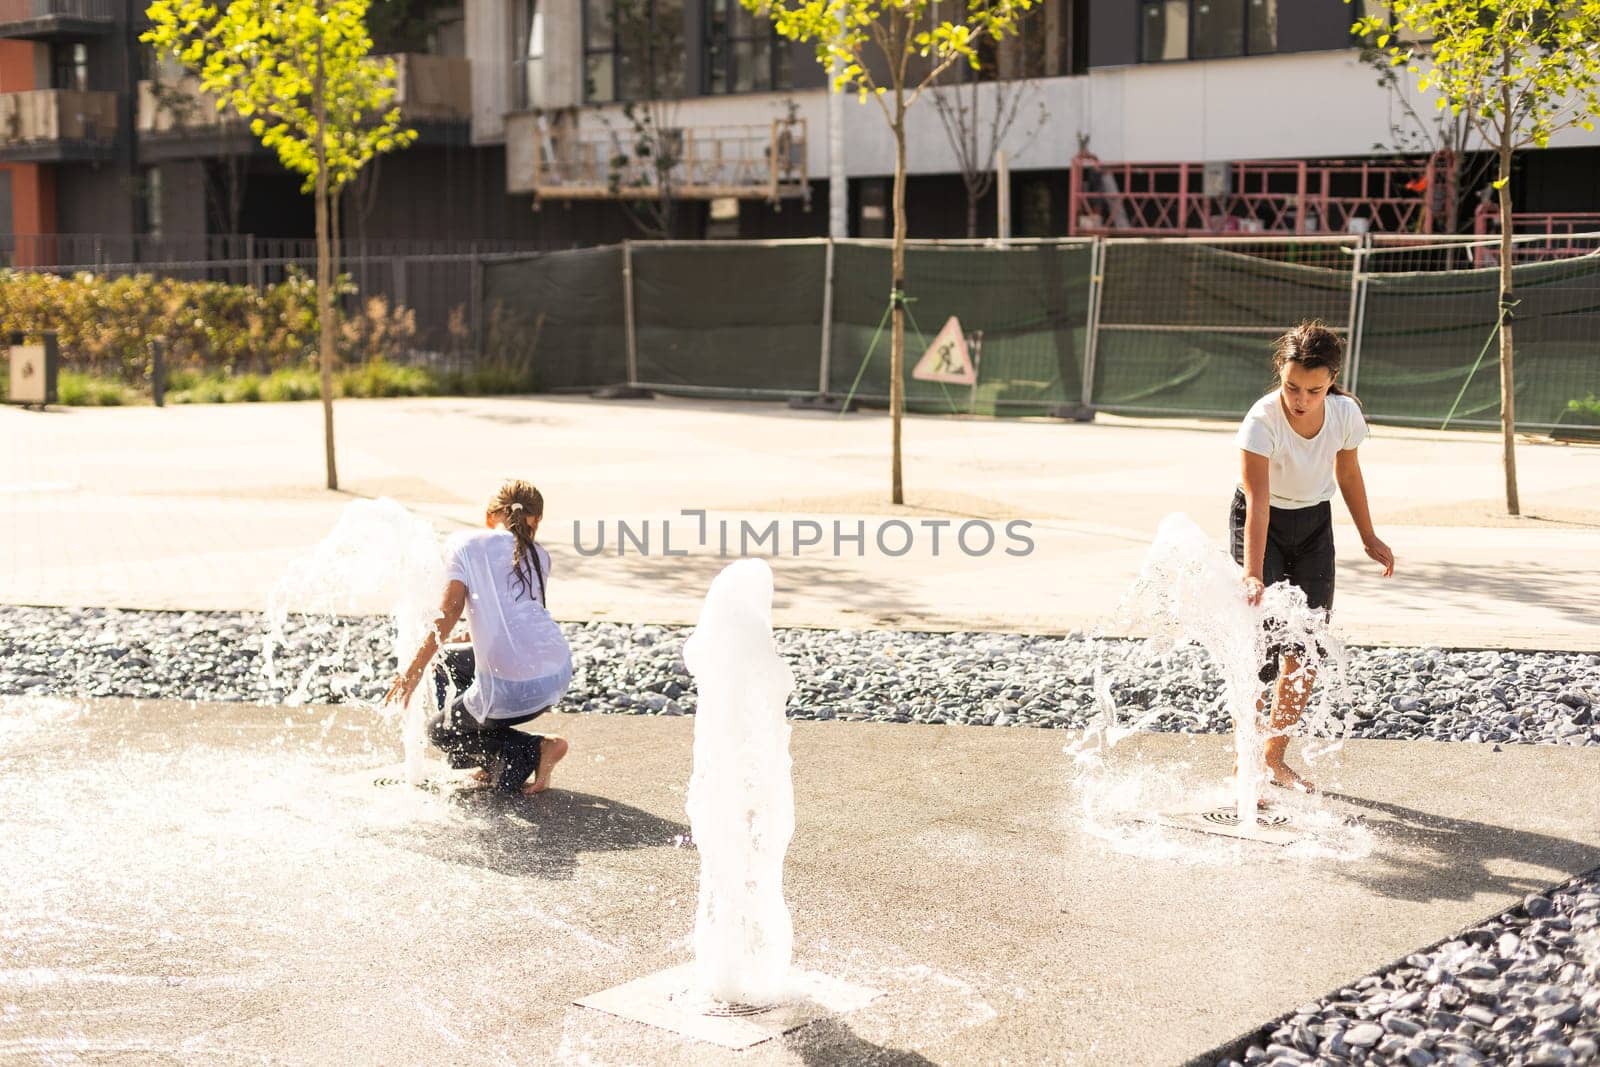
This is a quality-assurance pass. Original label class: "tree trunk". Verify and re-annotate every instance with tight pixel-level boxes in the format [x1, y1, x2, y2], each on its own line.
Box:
[1496, 145, 1518, 516]
[315, 28, 338, 492]
[890, 95, 907, 506]
[966, 190, 979, 240]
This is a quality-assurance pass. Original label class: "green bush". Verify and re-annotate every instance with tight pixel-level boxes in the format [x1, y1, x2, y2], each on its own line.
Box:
[338, 359, 436, 398]
[1567, 394, 1600, 419]
[260, 367, 322, 402]
[223, 374, 263, 403]
[171, 376, 228, 404]
[0, 267, 423, 383]
[57, 371, 134, 406]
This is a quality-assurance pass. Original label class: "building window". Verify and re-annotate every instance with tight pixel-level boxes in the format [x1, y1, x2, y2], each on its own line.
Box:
[705, 0, 791, 94]
[51, 43, 90, 92]
[516, 0, 545, 110]
[139, 168, 163, 237]
[585, 0, 686, 103]
[1139, 0, 1276, 62]
[0, 171, 13, 240]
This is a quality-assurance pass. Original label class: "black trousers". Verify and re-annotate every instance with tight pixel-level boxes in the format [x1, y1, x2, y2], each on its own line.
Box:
[426, 647, 545, 793]
[1229, 488, 1335, 684]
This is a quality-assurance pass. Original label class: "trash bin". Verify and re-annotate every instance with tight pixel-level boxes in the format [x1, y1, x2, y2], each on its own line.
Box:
[5, 331, 59, 408]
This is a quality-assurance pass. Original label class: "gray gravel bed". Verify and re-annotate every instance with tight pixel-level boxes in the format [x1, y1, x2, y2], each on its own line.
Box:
[0, 607, 1594, 747]
[1210, 867, 1600, 1067]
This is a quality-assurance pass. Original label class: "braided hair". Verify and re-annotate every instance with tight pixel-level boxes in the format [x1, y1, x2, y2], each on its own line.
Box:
[489, 479, 547, 605]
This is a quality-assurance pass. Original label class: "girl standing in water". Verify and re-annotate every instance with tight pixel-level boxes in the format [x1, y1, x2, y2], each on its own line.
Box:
[1231, 321, 1394, 793]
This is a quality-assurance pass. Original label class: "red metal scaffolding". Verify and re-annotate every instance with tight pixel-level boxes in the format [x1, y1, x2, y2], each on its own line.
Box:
[1068, 152, 1454, 238]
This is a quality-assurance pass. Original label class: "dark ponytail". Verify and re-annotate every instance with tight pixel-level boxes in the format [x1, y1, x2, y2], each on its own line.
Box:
[489, 480, 547, 605]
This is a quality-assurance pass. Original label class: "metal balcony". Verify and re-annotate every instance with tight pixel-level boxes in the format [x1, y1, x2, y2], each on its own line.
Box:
[0, 89, 120, 162]
[0, 0, 116, 39]
[136, 55, 470, 159]
[529, 117, 808, 204]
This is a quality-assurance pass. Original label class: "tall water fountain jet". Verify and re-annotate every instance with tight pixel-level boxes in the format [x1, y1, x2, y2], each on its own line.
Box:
[682, 558, 796, 1006]
[264, 498, 446, 784]
[1116, 513, 1351, 827]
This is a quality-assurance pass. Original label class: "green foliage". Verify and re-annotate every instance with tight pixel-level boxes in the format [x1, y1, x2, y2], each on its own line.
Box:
[0, 268, 428, 380]
[751, 0, 1035, 107]
[1351, 1, 1600, 162]
[259, 365, 325, 401]
[338, 357, 434, 397]
[142, 0, 419, 197]
[0, 268, 316, 381]
[57, 372, 134, 406]
[1568, 393, 1600, 417]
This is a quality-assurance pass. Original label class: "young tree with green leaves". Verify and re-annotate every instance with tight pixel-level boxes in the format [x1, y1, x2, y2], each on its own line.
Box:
[744, 0, 1035, 505]
[144, 0, 418, 491]
[1353, 0, 1600, 515]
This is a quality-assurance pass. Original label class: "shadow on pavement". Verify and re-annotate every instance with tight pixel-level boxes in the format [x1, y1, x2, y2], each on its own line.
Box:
[396, 788, 691, 881]
[1329, 790, 1600, 905]
[786, 1017, 938, 1066]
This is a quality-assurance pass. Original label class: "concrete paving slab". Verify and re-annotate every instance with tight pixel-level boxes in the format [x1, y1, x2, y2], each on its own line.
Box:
[3, 397, 1598, 649]
[2, 696, 1597, 1065]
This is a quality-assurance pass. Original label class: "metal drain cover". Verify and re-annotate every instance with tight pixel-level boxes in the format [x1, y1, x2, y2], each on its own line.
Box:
[1201, 808, 1290, 828]
[1145, 806, 1307, 846]
[577, 962, 883, 1049]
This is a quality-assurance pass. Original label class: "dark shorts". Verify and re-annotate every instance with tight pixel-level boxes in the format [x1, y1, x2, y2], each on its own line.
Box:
[1229, 488, 1335, 682]
[426, 646, 546, 793]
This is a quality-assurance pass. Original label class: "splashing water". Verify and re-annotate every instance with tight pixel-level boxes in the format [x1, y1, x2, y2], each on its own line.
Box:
[264, 498, 447, 784]
[1072, 513, 1357, 839]
[682, 558, 797, 1006]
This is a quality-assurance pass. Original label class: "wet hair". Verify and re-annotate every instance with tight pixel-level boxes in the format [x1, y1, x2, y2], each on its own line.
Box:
[1271, 319, 1363, 409]
[489, 479, 547, 605]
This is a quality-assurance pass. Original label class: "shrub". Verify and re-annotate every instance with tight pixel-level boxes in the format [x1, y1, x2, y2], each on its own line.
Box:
[260, 367, 322, 402]
[224, 374, 263, 403]
[338, 358, 436, 399]
[1567, 394, 1600, 419]
[56, 371, 134, 406]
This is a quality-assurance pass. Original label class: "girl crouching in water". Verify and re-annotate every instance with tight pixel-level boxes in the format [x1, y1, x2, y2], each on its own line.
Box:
[1232, 321, 1394, 794]
[385, 480, 572, 794]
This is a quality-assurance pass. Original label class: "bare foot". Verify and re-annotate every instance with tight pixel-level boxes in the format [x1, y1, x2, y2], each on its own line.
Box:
[1267, 761, 1316, 794]
[522, 737, 568, 795]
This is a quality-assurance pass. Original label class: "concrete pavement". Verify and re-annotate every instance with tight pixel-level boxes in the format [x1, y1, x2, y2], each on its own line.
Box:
[1, 696, 1597, 1064]
[3, 395, 1598, 648]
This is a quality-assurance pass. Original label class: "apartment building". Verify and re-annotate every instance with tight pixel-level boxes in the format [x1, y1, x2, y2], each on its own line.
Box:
[482, 0, 1600, 241]
[2, 0, 1596, 254]
[0, 0, 544, 259]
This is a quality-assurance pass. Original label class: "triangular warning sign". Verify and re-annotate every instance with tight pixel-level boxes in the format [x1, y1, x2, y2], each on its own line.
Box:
[911, 316, 976, 385]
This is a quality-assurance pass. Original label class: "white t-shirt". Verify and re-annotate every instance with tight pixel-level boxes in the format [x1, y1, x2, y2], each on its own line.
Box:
[1235, 391, 1367, 509]
[443, 529, 572, 721]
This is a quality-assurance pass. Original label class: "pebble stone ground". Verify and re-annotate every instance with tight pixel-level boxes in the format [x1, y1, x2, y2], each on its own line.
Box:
[2, 608, 1594, 747]
[1209, 869, 1600, 1067]
[3, 604, 1597, 1066]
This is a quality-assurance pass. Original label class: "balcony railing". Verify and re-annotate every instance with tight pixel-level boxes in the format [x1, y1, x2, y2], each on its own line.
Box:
[137, 77, 248, 139]
[0, 90, 119, 156]
[532, 118, 808, 203]
[137, 55, 470, 142]
[0, 0, 116, 37]
[388, 53, 470, 123]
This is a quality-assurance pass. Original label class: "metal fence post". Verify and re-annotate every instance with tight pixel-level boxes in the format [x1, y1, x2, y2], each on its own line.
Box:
[1346, 234, 1371, 396]
[818, 237, 835, 396]
[392, 255, 407, 313]
[1080, 237, 1106, 410]
[471, 255, 485, 362]
[622, 240, 640, 387]
[150, 336, 165, 407]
